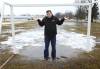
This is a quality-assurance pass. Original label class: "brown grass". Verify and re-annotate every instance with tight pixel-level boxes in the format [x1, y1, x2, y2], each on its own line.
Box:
[0, 21, 100, 69]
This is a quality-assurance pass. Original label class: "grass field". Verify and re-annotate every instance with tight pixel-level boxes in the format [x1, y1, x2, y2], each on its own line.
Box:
[0, 20, 100, 69]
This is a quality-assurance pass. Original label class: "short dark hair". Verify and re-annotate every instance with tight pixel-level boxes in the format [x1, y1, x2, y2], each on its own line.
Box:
[46, 10, 52, 13]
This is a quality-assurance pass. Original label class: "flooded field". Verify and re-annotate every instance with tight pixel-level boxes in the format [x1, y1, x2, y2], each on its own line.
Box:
[0, 20, 100, 69]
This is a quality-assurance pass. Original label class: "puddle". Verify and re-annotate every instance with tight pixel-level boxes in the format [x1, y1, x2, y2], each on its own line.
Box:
[19, 46, 83, 60]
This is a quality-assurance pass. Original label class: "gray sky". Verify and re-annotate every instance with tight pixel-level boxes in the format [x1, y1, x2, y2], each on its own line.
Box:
[1, 0, 100, 15]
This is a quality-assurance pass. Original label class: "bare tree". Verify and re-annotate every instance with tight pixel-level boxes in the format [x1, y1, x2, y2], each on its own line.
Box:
[75, 0, 99, 22]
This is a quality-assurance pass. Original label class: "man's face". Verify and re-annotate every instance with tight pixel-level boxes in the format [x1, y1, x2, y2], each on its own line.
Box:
[46, 12, 53, 18]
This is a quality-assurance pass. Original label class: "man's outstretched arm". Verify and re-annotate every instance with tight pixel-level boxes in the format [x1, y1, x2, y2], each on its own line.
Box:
[56, 17, 65, 25]
[37, 19, 45, 26]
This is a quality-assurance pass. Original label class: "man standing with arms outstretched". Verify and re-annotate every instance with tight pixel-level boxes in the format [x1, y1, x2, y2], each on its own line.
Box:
[37, 10, 65, 61]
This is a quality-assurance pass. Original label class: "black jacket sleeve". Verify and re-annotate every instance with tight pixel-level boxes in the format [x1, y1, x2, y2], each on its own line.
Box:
[37, 18, 45, 26]
[56, 17, 65, 25]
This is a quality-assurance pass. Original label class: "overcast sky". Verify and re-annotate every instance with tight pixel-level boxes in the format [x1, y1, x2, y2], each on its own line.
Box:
[0, 0, 100, 15]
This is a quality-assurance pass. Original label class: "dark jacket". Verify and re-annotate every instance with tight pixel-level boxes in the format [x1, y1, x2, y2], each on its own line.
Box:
[37, 16, 64, 37]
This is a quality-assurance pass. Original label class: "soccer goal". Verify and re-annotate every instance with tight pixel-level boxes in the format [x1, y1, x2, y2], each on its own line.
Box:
[0, 1, 99, 44]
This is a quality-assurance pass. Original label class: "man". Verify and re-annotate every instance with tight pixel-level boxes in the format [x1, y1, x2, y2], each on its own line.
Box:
[37, 10, 65, 61]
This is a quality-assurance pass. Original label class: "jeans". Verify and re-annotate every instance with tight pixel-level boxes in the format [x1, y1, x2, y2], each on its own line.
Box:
[44, 35, 56, 60]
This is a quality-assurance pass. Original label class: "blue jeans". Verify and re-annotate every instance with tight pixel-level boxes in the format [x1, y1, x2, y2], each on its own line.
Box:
[44, 35, 56, 60]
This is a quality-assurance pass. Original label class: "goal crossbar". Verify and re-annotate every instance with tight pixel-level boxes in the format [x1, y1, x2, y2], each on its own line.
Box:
[2, 1, 100, 7]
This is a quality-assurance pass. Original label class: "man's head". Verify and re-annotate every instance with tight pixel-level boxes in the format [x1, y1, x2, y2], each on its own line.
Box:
[46, 10, 53, 18]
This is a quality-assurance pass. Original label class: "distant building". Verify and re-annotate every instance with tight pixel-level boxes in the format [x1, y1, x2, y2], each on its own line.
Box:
[2, 15, 45, 22]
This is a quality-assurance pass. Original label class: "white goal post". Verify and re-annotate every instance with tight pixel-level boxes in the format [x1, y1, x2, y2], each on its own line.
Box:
[0, 1, 99, 44]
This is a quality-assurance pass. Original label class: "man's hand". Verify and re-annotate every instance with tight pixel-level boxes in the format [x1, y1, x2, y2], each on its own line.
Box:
[64, 16, 69, 20]
[37, 19, 41, 21]
[37, 19, 41, 22]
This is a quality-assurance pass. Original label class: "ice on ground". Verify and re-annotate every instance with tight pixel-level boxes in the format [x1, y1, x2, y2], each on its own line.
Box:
[1, 28, 96, 54]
